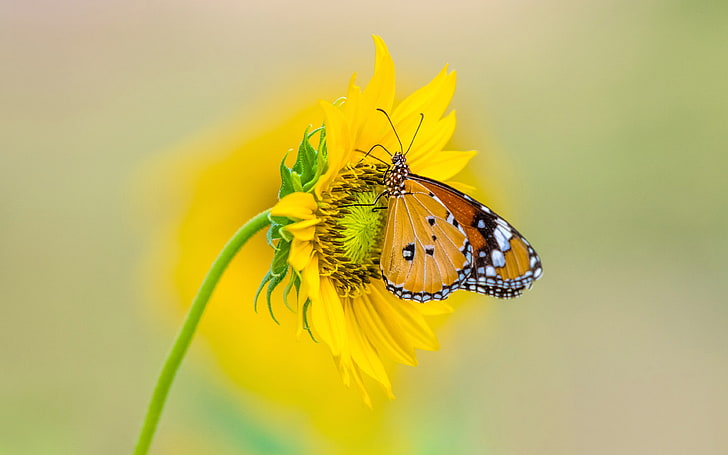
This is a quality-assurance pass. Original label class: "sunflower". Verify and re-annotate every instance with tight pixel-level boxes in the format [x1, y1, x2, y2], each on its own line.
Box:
[267, 35, 477, 404]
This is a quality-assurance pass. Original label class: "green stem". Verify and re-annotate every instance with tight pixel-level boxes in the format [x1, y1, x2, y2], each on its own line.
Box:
[133, 209, 272, 455]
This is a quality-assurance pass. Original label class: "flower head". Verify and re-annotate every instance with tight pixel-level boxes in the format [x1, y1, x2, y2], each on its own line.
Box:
[265, 36, 477, 403]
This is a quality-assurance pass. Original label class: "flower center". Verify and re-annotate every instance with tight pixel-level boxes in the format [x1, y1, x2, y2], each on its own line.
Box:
[317, 162, 389, 298]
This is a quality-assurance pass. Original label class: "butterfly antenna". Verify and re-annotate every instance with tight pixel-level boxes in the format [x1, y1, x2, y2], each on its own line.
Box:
[355, 148, 391, 165]
[376, 108, 404, 155]
[405, 113, 425, 156]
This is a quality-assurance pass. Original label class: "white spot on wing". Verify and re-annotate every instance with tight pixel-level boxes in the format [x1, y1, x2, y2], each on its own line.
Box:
[494, 225, 512, 251]
[491, 249, 505, 268]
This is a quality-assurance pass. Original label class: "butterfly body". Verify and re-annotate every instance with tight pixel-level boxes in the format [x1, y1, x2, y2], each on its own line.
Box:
[379, 152, 543, 302]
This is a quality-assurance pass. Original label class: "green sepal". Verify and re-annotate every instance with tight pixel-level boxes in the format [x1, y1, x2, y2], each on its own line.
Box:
[253, 271, 276, 320]
[304, 127, 327, 193]
[290, 172, 303, 193]
[277, 126, 327, 199]
[257, 123, 328, 323]
[254, 234, 293, 323]
[278, 152, 295, 199]
[301, 299, 317, 342]
[267, 215, 292, 244]
[282, 272, 299, 312]
[292, 126, 321, 190]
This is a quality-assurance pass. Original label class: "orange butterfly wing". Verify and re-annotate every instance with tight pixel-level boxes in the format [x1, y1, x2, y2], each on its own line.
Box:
[411, 175, 543, 299]
[380, 179, 472, 302]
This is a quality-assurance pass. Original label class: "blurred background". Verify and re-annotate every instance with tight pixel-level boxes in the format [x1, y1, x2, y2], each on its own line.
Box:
[2, 0, 727, 454]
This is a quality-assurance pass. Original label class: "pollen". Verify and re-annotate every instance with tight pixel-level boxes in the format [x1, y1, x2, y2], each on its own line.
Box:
[317, 162, 388, 298]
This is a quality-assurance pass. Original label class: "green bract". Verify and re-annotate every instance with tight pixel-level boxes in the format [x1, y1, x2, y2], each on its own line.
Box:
[256, 126, 327, 324]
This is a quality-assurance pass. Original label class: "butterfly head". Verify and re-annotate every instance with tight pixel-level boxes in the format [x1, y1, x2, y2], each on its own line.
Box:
[391, 152, 406, 167]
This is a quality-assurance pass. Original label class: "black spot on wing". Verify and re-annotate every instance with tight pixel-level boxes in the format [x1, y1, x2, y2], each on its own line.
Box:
[402, 243, 415, 262]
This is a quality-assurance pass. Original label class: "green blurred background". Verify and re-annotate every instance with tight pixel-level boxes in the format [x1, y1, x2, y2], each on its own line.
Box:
[2, 1, 727, 454]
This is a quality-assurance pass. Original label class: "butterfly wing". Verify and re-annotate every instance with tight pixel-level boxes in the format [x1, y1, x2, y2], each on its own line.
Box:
[411, 174, 543, 299]
[380, 179, 473, 302]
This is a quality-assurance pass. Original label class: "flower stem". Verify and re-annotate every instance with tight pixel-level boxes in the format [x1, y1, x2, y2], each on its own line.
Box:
[133, 209, 272, 455]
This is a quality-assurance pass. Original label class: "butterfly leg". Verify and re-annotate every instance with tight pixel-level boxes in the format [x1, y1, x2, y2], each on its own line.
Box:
[354, 145, 393, 164]
[340, 190, 389, 211]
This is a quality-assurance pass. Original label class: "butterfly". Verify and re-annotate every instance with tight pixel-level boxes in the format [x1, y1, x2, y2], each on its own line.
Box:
[372, 109, 543, 302]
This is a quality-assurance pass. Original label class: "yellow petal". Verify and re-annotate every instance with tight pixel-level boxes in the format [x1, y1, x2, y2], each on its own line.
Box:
[301, 256, 320, 300]
[342, 298, 394, 396]
[411, 149, 477, 182]
[369, 284, 442, 351]
[318, 36, 397, 196]
[317, 101, 353, 195]
[271, 191, 317, 219]
[362, 35, 396, 117]
[288, 237, 314, 271]
[284, 218, 319, 241]
[393, 66, 456, 128]
[352, 290, 418, 365]
[352, 36, 397, 155]
[346, 362, 375, 407]
[418, 300, 454, 316]
[406, 110, 457, 169]
[309, 275, 348, 357]
[342, 73, 363, 134]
